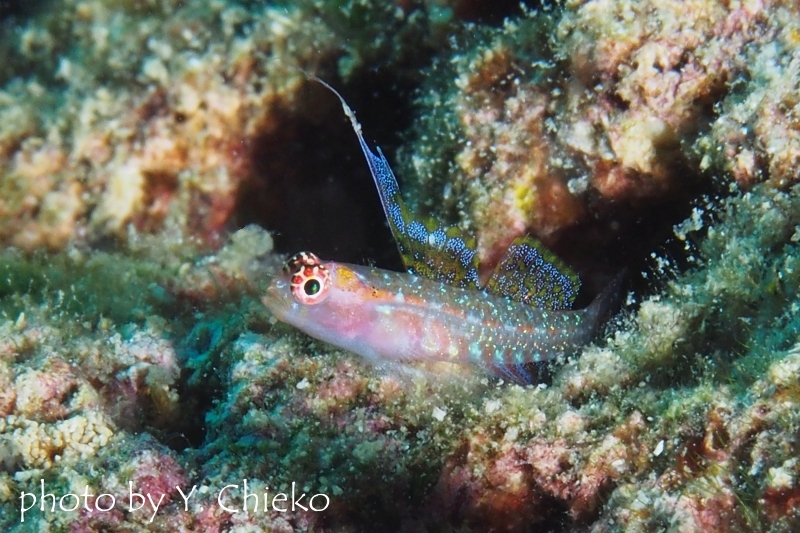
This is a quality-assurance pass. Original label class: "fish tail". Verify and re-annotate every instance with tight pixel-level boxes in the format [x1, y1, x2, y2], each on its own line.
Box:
[583, 270, 627, 338]
[490, 273, 625, 386]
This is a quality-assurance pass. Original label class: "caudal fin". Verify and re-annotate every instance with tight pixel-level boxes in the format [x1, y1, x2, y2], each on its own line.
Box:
[584, 270, 627, 337]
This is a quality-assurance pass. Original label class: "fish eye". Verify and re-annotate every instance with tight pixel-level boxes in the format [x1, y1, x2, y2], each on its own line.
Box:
[286, 251, 330, 305]
[304, 279, 321, 296]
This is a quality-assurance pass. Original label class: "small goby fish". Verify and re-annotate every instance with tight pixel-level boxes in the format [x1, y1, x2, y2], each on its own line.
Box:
[261, 78, 617, 384]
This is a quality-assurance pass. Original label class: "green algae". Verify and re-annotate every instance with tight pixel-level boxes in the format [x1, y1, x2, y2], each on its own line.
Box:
[0, 250, 172, 326]
[638, 185, 800, 390]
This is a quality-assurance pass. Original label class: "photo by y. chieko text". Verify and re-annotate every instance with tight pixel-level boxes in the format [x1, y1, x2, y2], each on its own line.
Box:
[19, 478, 330, 523]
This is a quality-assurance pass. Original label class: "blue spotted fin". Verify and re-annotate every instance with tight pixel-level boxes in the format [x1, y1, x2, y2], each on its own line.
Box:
[311, 76, 481, 289]
[490, 361, 552, 386]
[485, 237, 580, 311]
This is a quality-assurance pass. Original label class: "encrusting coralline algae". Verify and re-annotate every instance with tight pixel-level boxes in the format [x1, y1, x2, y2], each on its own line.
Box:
[1, 0, 800, 532]
[400, 0, 800, 276]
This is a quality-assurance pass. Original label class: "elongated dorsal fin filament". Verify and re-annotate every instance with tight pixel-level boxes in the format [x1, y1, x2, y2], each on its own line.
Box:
[307, 74, 482, 289]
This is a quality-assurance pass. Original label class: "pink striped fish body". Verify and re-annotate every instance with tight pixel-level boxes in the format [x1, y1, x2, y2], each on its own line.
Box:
[262, 253, 610, 383]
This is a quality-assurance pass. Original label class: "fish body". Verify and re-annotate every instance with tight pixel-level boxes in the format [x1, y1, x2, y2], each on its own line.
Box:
[261, 77, 617, 383]
[263, 254, 607, 381]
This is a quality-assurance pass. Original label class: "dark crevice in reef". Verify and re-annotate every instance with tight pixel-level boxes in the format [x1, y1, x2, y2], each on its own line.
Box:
[97, 321, 224, 452]
[235, 53, 718, 311]
[158, 371, 215, 451]
[0, 0, 50, 22]
[452, 0, 547, 25]
[235, 70, 414, 270]
[166, 307, 253, 451]
[558, 90, 731, 301]
[104, 377, 212, 452]
[553, 164, 719, 306]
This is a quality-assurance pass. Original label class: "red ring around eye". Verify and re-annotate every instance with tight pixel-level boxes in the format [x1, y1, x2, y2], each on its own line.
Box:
[286, 252, 330, 305]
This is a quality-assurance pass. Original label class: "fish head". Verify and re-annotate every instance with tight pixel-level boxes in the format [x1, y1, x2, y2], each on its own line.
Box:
[262, 251, 332, 319]
[262, 251, 369, 341]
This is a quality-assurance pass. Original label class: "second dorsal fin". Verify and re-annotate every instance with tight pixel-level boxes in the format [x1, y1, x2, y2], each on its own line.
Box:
[485, 237, 580, 311]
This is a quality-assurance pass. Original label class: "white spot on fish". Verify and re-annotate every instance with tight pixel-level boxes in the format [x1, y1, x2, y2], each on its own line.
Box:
[448, 343, 459, 358]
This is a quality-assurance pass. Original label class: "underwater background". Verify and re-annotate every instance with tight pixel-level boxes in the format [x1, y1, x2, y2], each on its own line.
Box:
[1, 0, 800, 531]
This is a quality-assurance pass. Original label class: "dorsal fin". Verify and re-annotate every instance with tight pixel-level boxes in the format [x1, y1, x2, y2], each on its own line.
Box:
[485, 237, 580, 311]
[309, 75, 481, 289]
[306, 75, 580, 302]
[401, 218, 480, 287]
